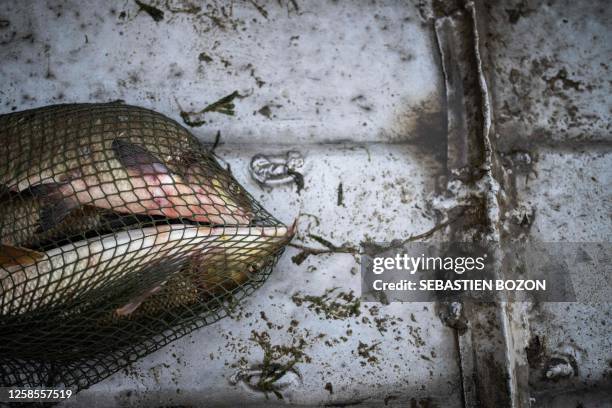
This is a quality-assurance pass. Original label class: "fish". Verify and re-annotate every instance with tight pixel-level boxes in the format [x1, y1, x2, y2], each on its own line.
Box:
[0, 103, 253, 230]
[0, 192, 125, 249]
[113, 221, 296, 317]
[94, 220, 296, 323]
[0, 222, 294, 316]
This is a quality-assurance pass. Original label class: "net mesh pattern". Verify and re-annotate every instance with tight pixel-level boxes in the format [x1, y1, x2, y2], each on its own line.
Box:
[0, 103, 291, 391]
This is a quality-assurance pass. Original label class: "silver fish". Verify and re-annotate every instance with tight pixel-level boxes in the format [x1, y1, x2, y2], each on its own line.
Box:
[0, 223, 294, 316]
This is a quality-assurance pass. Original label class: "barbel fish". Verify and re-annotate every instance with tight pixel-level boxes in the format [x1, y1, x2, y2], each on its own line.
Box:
[0, 193, 124, 249]
[105, 221, 295, 321]
[0, 103, 253, 230]
[0, 223, 294, 316]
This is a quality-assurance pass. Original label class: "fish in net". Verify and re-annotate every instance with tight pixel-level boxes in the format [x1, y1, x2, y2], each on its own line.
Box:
[0, 103, 294, 391]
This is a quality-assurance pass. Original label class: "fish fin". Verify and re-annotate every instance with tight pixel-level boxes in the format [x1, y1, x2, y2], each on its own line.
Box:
[115, 285, 163, 316]
[0, 244, 44, 267]
[112, 139, 171, 176]
[38, 197, 80, 232]
[28, 182, 64, 200]
[29, 182, 80, 231]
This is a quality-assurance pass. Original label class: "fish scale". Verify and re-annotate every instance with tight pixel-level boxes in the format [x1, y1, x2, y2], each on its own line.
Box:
[0, 193, 134, 249]
[0, 103, 294, 387]
[0, 103, 253, 227]
[0, 223, 293, 316]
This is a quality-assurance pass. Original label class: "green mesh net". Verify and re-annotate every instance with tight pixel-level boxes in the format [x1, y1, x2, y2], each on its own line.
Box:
[0, 103, 293, 391]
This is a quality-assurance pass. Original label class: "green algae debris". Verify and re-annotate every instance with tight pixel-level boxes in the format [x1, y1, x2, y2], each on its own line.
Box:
[291, 287, 361, 320]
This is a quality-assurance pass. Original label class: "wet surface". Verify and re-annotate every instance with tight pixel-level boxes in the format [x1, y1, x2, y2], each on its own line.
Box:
[485, 0, 612, 406]
[1, 0, 609, 406]
[484, 0, 611, 149]
[0, 0, 463, 407]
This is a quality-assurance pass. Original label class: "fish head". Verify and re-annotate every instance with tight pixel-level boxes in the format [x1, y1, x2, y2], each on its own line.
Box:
[111, 222, 295, 317]
[112, 139, 255, 225]
[170, 149, 256, 225]
[190, 222, 296, 294]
